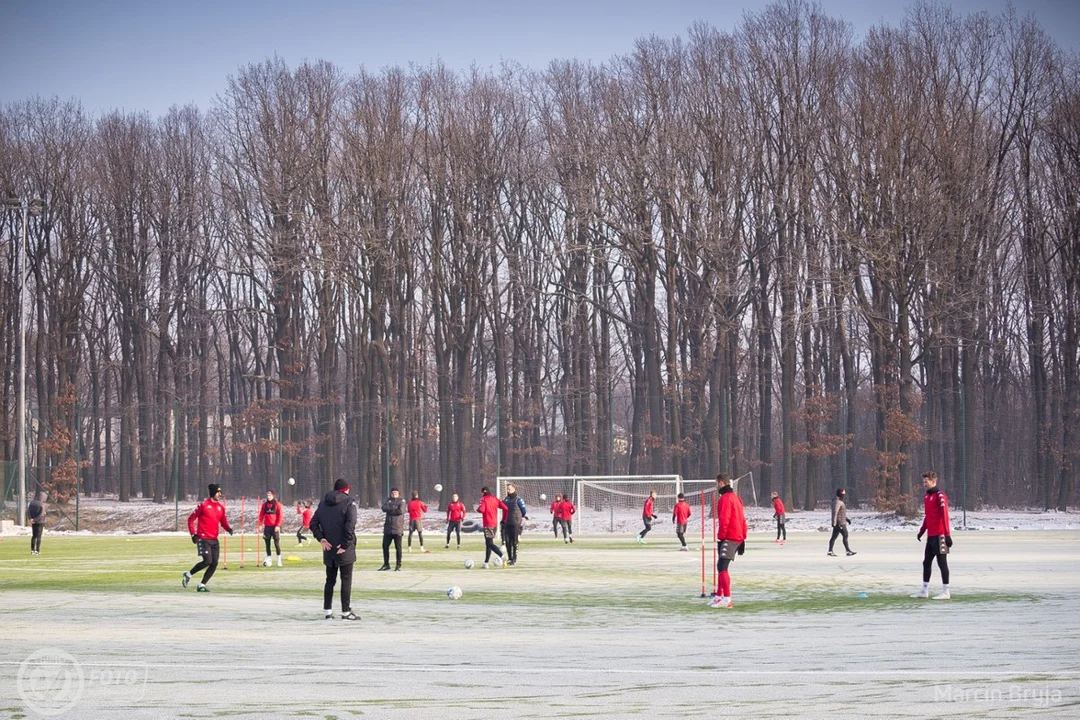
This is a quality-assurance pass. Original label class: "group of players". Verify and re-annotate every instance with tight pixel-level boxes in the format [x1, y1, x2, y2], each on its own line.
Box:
[182, 469, 955, 617]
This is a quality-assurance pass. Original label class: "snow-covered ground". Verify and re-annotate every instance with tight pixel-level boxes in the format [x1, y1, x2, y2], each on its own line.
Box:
[2, 495, 1076, 536]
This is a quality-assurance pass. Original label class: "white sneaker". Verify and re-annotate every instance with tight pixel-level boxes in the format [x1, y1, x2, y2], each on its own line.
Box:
[910, 590, 929, 598]
[262, 557, 271, 567]
[679, 546, 688, 552]
[276, 555, 283, 567]
[933, 591, 951, 600]
[482, 562, 489, 569]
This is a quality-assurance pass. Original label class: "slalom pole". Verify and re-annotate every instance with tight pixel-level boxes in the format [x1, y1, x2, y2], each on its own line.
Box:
[240, 496, 246, 568]
[223, 535, 228, 570]
[256, 497, 262, 568]
[699, 490, 706, 598]
[712, 496, 718, 596]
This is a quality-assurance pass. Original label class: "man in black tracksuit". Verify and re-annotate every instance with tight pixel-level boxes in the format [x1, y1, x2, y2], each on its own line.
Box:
[502, 484, 528, 567]
[28, 492, 46, 555]
[310, 478, 358, 621]
[379, 488, 406, 571]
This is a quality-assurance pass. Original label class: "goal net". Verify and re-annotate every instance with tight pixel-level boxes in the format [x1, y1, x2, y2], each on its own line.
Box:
[682, 472, 755, 511]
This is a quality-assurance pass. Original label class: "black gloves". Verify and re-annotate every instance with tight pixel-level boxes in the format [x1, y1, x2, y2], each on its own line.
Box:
[652, 515, 658, 520]
[228, 528, 234, 535]
[945, 536, 953, 548]
[917, 531, 925, 541]
[191, 534, 198, 544]
[736, 541, 745, 556]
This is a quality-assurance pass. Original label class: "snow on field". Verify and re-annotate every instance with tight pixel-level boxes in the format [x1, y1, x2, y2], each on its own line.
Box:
[1, 531, 1078, 719]
[2, 495, 1077, 536]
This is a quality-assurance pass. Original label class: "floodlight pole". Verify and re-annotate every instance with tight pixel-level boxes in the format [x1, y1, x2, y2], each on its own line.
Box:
[17, 201, 28, 526]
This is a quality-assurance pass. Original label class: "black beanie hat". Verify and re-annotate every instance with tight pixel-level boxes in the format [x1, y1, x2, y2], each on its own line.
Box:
[208, 483, 222, 497]
[334, 478, 350, 492]
[836, 488, 845, 497]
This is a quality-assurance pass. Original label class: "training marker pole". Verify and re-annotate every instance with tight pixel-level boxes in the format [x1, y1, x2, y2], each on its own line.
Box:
[699, 490, 706, 597]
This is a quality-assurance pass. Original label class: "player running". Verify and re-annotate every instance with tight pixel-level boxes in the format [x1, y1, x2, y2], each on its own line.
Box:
[636, 490, 658, 544]
[258, 489, 284, 566]
[558, 494, 576, 543]
[772, 491, 787, 544]
[183, 483, 234, 592]
[672, 492, 692, 551]
[296, 500, 313, 545]
[476, 486, 508, 568]
[407, 490, 430, 553]
[445, 493, 466, 549]
[913, 471, 953, 600]
[709, 473, 747, 609]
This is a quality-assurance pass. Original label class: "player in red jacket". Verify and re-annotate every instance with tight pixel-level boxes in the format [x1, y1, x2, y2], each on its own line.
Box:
[550, 493, 563, 538]
[407, 490, 430, 553]
[709, 473, 747, 609]
[296, 500, 313, 545]
[258, 489, 284, 566]
[913, 471, 953, 600]
[476, 486, 508, 568]
[636, 490, 658, 544]
[182, 483, 233, 592]
[771, 491, 787, 544]
[445, 493, 466, 549]
[558, 495, 576, 543]
[672, 492, 692, 551]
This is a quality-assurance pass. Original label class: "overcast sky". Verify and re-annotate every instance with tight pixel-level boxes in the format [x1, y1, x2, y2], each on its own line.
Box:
[2, 0, 1077, 116]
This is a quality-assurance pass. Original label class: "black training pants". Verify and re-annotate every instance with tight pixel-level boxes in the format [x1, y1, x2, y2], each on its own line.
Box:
[641, 516, 653, 538]
[446, 520, 461, 546]
[483, 527, 503, 562]
[922, 537, 950, 584]
[324, 562, 354, 612]
[189, 539, 220, 584]
[776, 515, 786, 540]
[828, 525, 850, 552]
[504, 523, 521, 563]
[31, 524, 43, 552]
[382, 533, 402, 568]
[263, 526, 280, 556]
[408, 520, 424, 548]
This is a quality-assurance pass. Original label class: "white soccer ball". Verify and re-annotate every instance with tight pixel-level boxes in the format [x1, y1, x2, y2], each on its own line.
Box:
[434, 484, 443, 492]
[540, 493, 547, 501]
[492, 555, 504, 567]
[262, 557, 271, 567]
[464, 559, 474, 569]
[447, 586, 463, 601]
[287, 477, 295, 486]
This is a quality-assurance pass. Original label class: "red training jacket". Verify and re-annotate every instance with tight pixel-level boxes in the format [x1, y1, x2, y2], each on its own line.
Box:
[559, 499, 576, 518]
[919, 489, 952, 537]
[550, 500, 562, 519]
[407, 499, 428, 520]
[476, 495, 508, 528]
[188, 498, 232, 540]
[446, 501, 466, 522]
[297, 505, 312, 529]
[716, 489, 748, 543]
[258, 499, 283, 528]
[672, 500, 692, 524]
[772, 496, 786, 516]
[643, 496, 655, 518]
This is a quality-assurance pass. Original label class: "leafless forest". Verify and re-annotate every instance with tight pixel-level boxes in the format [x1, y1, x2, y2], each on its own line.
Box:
[0, 1, 1077, 513]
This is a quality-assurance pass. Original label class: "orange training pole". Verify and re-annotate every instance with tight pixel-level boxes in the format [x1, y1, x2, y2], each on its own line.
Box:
[699, 490, 706, 598]
[240, 496, 245, 568]
[711, 495, 718, 596]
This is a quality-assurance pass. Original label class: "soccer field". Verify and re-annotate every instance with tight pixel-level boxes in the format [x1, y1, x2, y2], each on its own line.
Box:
[2, 530, 1078, 719]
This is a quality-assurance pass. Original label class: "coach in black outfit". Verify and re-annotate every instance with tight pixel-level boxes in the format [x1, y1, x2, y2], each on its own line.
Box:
[310, 478, 359, 621]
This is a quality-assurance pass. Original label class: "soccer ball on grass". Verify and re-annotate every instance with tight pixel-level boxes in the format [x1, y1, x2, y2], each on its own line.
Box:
[464, 559, 474, 569]
[447, 586, 463, 600]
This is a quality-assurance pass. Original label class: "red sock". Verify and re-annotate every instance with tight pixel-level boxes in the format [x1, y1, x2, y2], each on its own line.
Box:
[719, 570, 731, 597]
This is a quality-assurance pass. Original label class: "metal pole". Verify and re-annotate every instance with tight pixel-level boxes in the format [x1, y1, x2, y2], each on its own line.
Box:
[17, 201, 28, 526]
[278, 403, 284, 499]
[75, 402, 80, 532]
[960, 385, 968, 528]
[174, 399, 180, 531]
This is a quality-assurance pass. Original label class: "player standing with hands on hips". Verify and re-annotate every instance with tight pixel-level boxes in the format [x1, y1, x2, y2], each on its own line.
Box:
[709, 473, 747, 609]
[183, 484, 233, 592]
[310, 479, 359, 620]
[27, 491, 46, 555]
[913, 471, 953, 600]
[636, 490, 658, 544]
[258, 489, 284, 566]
